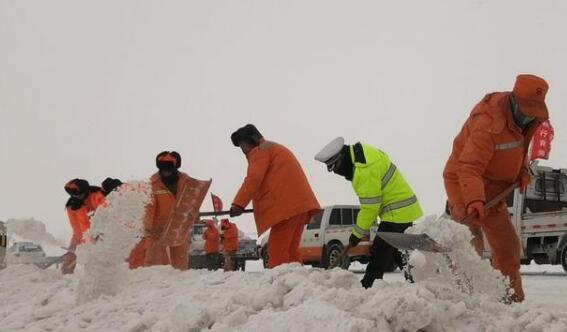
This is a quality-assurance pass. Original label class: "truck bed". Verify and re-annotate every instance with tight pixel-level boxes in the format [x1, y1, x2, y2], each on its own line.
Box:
[520, 211, 567, 235]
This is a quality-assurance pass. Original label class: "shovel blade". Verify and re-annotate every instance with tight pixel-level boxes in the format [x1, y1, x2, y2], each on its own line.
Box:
[376, 232, 448, 252]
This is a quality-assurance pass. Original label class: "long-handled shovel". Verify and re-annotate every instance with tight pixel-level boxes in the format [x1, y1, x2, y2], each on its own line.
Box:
[199, 209, 254, 217]
[376, 183, 518, 252]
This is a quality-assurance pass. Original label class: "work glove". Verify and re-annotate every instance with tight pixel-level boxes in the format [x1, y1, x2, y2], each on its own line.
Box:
[466, 201, 486, 220]
[229, 204, 244, 217]
[349, 233, 362, 247]
[518, 173, 531, 192]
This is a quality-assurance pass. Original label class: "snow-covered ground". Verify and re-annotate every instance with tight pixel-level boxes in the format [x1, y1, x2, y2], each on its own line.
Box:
[1, 262, 566, 332]
[2, 194, 566, 331]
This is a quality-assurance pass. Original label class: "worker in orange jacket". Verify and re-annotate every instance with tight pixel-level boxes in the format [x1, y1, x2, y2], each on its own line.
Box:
[444, 74, 550, 303]
[221, 219, 239, 271]
[142, 151, 194, 270]
[229, 124, 321, 268]
[63, 178, 107, 273]
[203, 219, 221, 270]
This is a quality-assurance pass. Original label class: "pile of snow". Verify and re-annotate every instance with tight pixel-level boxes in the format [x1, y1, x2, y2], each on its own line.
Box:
[407, 215, 509, 302]
[76, 182, 150, 303]
[1, 262, 567, 331]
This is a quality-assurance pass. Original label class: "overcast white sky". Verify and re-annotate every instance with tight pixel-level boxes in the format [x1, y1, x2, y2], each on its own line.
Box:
[1, 0, 566, 241]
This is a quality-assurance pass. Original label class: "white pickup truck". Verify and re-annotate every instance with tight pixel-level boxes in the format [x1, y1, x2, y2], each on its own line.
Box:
[260, 205, 391, 270]
[496, 164, 567, 272]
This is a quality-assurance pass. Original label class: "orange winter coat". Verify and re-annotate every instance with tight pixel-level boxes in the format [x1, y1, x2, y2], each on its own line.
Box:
[143, 172, 192, 240]
[444, 92, 548, 209]
[203, 223, 220, 254]
[66, 190, 106, 246]
[233, 141, 321, 236]
[222, 222, 239, 252]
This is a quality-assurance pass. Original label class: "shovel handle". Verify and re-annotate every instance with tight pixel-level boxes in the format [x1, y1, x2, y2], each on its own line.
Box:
[459, 183, 518, 224]
[199, 209, 254, 217]
[327, 244, 352, 269]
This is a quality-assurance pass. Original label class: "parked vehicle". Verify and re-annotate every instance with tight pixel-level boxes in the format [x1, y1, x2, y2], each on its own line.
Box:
[495, 164, 567, 272]
[259, 205, 394, 270]
[189, 221, 259, 271]
[0, 221, 6, 269]
[7, 241, 47, 265]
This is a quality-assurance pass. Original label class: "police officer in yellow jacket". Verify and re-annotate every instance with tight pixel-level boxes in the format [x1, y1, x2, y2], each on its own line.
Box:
[315, 137, 423, 288]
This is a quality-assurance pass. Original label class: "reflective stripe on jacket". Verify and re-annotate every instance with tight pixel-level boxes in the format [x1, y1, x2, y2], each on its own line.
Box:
[351, 143, 423, 238]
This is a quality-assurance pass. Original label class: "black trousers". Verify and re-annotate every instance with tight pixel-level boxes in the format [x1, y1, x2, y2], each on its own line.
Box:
[206, 253, 220, 271]
[361, 221, 413, 289]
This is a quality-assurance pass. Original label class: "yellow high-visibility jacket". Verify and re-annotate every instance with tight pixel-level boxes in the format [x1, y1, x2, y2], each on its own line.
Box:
[351, 143, 423, 238]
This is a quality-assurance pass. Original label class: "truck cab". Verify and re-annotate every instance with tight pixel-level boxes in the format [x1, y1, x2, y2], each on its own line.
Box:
[491, 164, 567, 272]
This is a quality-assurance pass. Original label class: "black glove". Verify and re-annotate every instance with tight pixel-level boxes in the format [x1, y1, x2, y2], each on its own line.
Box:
[349, 233, 362, 247]
[229, 205, 244, 217]
[102, 178, 123, 195]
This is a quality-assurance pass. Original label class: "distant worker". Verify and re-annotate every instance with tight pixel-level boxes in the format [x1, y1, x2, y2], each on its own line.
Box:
[315, 138, 423, 288]
[229, 124, 321, 268]
[443, 74, 550, 303]
[203, 219, 221, 270]
[63, 178, 107, 274]
[221, 219, 239, 271]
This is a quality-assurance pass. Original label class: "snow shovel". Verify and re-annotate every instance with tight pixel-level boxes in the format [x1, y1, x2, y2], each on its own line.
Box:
[199, 209, 254, 217]
[376, 183, 518, 252]
[327, 244, 352, 270]
[35, 254, 67, 270]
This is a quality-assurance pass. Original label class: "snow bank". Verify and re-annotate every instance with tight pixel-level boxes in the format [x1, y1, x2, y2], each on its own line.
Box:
[1, 214, 566, 331]
[76, 182, 150, 303]
[1, 263, 567, 331]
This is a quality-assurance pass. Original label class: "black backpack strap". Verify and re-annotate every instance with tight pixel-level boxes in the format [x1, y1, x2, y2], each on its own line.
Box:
[353, 142, 366, 164]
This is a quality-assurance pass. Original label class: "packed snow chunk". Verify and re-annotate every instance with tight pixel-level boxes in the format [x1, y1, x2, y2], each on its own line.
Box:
[76, 181, 150, 302]
[241, 300, 374, 332]
[406, 215, 509, 303]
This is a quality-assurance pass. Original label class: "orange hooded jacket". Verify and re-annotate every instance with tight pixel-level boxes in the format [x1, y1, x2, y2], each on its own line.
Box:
[66, 190, 106, 246]
[443, 92, 548, 209]
[233, 141, 321, 236]
[222, 221, 239, 252]
[203, 221, 221, 254]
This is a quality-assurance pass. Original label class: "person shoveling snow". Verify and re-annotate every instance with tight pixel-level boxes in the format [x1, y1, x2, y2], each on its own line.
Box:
[443, 74, 550, 302]
[315, 137, 423, 288]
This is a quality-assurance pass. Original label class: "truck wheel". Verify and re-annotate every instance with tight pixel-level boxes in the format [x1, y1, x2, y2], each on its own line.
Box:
[324, 242, 350, 270]
[561, 245, 567, 273]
